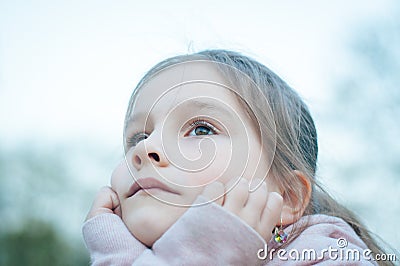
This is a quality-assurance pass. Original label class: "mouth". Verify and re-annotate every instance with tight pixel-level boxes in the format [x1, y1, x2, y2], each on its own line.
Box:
[125, 177, 180, 198]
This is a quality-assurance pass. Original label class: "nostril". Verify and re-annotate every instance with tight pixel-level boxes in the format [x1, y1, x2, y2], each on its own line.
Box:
[134, 155, 142, 165]
[148, 153, 160, 162]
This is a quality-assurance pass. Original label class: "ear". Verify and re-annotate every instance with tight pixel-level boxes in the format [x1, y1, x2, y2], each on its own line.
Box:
[280, 170, 312, 225]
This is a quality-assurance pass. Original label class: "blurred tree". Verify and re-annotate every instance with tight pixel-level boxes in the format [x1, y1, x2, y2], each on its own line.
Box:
[0, 142, 116, 266]
[0, 219, 89, 266]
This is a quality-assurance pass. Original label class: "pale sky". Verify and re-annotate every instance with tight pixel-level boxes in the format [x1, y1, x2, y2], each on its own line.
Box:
[0, 0, 395, 146]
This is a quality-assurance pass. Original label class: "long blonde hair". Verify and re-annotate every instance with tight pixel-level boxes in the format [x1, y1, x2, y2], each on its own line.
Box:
[125, 49, 395, 265]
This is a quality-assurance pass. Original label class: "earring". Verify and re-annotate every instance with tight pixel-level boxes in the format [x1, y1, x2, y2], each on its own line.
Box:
[274, 216, 288, 244]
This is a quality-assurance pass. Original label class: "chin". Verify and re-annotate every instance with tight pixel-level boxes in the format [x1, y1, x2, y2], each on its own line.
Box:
[122, 199, 187, 247]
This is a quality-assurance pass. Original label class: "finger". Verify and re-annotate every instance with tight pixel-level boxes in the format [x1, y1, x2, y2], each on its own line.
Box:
[85, 186, 120, 221]
[201, 181, 225, 205]
[241, 181, 268, 227]
[248, 176, 266, 192]
[245, 180, 267, 210]
[224, 175, 242, 192]
[114, 205, 122, 218]
[93, 186, 119, 210]
[109, 187, 121, 211]
[259, 192, 283, 240]
[223, 178, 249, 214]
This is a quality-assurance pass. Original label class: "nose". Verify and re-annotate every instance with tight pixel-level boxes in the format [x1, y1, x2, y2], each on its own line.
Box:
[131, 133, 168, 170]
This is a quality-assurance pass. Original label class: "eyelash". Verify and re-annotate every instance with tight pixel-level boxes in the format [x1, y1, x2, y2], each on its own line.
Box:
[186, 118, 219, 136]
[125, 118, 219, 148]
[126, 132, 148, 148]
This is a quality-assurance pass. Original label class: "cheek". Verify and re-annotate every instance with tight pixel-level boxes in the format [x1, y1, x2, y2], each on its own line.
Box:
[110, 161, 133, 194]
[177, 136, 233, 185]
[241, 139, 272, 184]
[212, 136, 269, 185]
[175, 136, 254, 186]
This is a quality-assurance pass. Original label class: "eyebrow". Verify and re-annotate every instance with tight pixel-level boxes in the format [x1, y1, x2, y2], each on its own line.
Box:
[126, 99, 236, 125]
[184, 99, 235, 119]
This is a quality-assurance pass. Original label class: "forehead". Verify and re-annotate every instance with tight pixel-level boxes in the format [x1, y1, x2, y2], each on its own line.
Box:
[144, 61, 229, 92]
[129, 61, 244, 120]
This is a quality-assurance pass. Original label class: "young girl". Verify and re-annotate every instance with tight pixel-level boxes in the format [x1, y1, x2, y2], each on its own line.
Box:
[83, 50, 395, 265]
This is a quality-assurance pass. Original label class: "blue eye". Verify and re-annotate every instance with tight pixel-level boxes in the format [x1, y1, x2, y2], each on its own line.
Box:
[126, 132, 149, 147]
[187, 120, 218, 136]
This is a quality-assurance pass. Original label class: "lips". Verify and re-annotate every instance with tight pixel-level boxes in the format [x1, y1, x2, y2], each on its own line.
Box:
[125, 177, 179, 198]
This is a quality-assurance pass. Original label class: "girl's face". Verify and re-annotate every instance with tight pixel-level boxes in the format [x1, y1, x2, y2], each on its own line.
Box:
[111, 61, 279, 247]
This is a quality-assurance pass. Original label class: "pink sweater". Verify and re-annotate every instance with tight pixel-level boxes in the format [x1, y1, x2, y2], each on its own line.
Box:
[82, 196, 377, 265]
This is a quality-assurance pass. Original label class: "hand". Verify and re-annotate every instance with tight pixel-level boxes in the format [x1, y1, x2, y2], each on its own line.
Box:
[202, 178, 283, 241]
[85, 186, 122, 222]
